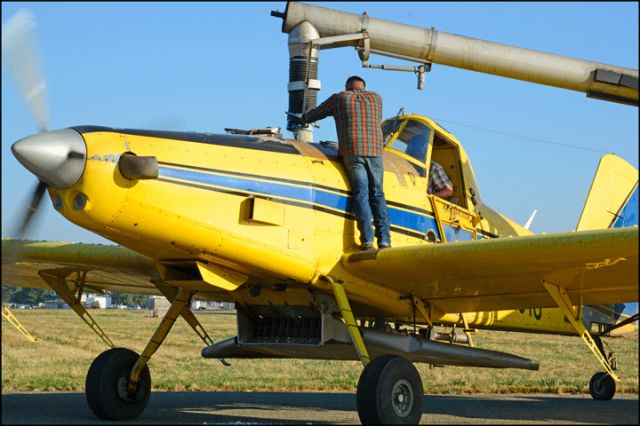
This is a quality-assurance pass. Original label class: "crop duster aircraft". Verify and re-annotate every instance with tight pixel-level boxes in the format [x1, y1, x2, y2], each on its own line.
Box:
[2, 2, 638, 424]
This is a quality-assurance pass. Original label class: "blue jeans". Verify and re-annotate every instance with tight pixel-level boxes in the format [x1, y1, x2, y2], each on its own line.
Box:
[342, 156, 391, 246]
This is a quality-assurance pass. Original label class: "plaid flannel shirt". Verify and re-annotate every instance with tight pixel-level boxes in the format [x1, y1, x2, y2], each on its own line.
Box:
[428, 161, 453, 194]
[301, 89, 383, 157]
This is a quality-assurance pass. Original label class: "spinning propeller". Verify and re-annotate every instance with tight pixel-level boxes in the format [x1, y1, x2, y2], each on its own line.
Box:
[3, 10, 50, 237]
[3, 10, 86, 237]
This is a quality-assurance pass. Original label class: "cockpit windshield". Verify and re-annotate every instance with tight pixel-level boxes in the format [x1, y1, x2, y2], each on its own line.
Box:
[383, 118, 431, 177]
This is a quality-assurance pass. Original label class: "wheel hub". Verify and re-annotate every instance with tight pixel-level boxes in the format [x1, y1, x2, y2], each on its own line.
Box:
[391, 379, 414, 417]
[117, 376, 145, 401]
[593, 378, 605, 393]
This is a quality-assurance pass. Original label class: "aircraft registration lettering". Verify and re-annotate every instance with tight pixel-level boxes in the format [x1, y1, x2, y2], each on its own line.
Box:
[585, 257, 627, 270]
[519, 308, 543, 320]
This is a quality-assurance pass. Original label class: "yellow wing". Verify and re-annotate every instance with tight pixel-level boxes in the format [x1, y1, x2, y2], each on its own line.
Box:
[2, 239, 160, 295]
[342, 227, 638, 314]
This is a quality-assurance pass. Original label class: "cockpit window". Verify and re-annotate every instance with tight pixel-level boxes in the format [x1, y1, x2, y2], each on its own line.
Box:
[382, 117, 404, 143]
[386, 120, 430, 177]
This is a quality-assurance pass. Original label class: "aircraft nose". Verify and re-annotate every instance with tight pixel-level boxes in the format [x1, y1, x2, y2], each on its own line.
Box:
[11, 129, 87, 189]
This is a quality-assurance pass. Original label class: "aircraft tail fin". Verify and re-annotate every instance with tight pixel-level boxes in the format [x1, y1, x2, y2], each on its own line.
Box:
[576, 154, 638, 231]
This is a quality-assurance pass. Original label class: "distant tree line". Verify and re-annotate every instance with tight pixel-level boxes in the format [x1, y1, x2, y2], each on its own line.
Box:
[110, 292, 147, 307]
[2, 287, 55, 306]
[2, 286, 147, 307]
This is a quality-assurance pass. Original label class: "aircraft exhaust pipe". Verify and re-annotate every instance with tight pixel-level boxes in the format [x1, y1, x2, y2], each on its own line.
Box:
[274, 2, 638, 106]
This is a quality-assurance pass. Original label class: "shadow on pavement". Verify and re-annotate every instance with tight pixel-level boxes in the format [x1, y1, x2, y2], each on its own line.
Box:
[2, 391, 638, 424]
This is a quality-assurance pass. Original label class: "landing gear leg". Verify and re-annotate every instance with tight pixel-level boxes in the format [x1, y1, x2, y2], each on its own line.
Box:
[322, 275, 423, 424]
[85, 287, 194, 420]
[543, 281, 620, 401]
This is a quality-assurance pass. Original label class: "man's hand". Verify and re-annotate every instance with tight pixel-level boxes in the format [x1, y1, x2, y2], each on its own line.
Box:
[286, 111, 304, 125]
[285, 111, 319, 128]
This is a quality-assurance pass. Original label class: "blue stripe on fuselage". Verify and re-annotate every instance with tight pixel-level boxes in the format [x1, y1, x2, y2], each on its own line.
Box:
[159, 167, 314, 203]
[159, 166, 444, 238]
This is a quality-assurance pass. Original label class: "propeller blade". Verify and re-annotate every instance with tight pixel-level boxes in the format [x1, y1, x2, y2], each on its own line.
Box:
[14, 180, 48, 238]
[2, 9, 49, 132]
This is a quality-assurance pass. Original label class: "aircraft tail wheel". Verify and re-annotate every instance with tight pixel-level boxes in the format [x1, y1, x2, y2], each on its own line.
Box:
[356, 355, 423, 424]
[589, 372, 616, 401]
[85, 348, 151, 420]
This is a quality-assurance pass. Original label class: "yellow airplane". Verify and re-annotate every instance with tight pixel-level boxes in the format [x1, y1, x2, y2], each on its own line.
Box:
[2, 3, 638, 424]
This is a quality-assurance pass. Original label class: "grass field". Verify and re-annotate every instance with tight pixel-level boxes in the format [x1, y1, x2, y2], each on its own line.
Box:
[2, 309, 638, 394]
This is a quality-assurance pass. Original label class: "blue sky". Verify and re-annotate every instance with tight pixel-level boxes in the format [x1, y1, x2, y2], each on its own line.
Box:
[2, 2, 638, 244]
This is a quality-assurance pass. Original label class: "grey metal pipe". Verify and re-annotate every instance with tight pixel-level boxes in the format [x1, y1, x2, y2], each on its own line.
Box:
[276, 2, 638, 105]
[202, 330, 539, 371]
[362, 329, 539, 370]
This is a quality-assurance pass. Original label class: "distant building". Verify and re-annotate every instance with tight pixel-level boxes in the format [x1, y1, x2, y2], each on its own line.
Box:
[142, 296, 234, 317]
[42, 294, 111, 309]
[192, 299, 234, 311]
[82, 293, 112, 309]
[144, 296, 171, 317]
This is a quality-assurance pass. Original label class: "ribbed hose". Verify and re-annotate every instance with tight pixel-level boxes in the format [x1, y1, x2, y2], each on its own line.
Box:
[287, 56, 319, 130]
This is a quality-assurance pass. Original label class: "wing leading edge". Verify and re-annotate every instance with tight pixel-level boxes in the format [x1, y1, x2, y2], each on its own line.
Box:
[342, 227, 638, 314]
[2, 239, 159, 295]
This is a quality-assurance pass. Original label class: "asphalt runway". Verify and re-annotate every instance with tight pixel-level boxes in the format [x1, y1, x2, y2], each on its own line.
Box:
[2, 391, 638, 424]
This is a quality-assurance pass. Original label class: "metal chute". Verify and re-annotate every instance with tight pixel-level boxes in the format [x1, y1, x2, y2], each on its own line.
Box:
[273, 2, 638, 106]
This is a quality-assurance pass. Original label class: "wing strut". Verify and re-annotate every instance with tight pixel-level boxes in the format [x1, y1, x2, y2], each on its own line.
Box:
[152, 280, 230, 366]
[543, 281, 620, 381]
[2, 305, 38, 342]
[39, 269, 114, 348]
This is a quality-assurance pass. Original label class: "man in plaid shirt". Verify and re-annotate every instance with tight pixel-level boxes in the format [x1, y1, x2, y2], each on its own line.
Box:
[428, 161, 454, 200]
[300, 76, 391, 250]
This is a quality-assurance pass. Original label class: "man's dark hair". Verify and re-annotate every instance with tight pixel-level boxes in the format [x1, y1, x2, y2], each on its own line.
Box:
[346, 75, 366, 89]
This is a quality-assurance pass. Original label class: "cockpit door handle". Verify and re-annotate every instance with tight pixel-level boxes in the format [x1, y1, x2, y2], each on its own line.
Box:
[407, 172, 416, 185]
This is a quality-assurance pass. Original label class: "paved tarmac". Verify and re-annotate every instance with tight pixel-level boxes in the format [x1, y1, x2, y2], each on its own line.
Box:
[2, 391, 638, 424]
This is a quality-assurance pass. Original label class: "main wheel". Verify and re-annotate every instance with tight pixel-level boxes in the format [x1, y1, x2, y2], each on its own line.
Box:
[85, 348, 151, 420]
[356, 355, 423, 424]
[589, 372, 616, 401]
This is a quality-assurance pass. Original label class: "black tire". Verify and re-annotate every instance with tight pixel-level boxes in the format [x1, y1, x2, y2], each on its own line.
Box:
[589, 372, 616, 401]
[85, 347, 151, 420]
[357, 355, 423, 424]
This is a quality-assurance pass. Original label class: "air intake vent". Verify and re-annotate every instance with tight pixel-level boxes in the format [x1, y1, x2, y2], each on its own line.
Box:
[253, 315, 321, 344]
[237, 305, 322, 345]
